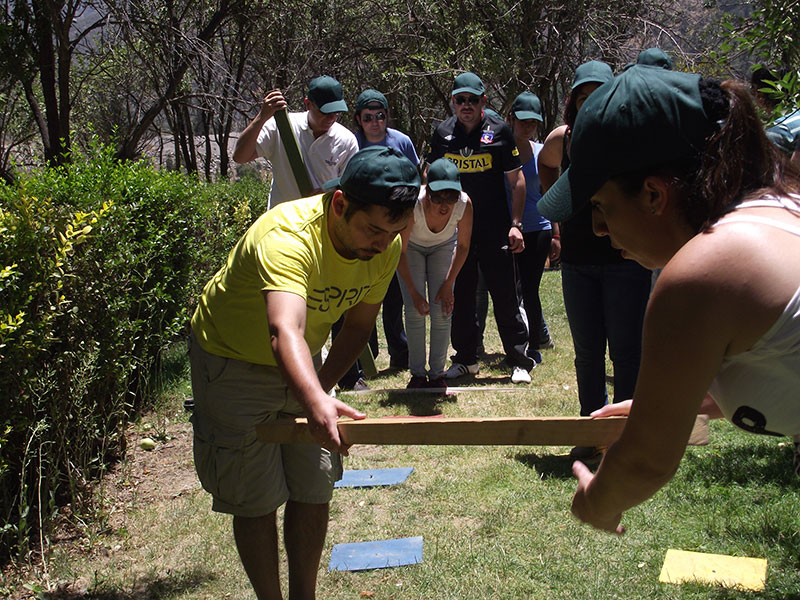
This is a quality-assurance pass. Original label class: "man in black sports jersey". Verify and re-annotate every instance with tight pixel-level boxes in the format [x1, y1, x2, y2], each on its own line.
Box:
[426, 72, 535, 383]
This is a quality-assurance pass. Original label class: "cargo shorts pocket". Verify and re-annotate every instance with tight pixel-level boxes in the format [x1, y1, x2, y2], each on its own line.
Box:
[192, 423, 247, 508]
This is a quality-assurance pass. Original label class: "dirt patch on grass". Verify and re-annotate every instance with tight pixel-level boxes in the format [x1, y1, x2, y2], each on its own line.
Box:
[104, 420, 200, 528]
[1, 416, 200, 599]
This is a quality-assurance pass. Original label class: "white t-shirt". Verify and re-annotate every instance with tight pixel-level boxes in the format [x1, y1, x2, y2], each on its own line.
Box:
[256, 112, 358, 209]
[409, 187, 468, 247]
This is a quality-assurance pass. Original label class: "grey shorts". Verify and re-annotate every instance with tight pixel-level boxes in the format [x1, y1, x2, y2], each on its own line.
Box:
[188, 333, 342, 517]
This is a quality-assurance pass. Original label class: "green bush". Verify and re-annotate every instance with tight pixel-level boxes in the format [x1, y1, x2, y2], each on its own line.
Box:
[0, 141, 270, 560]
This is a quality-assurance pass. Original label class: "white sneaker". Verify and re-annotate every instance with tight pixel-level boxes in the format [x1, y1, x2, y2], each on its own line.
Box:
[511, 366, 531, 384]
[443, 362, 479, 379]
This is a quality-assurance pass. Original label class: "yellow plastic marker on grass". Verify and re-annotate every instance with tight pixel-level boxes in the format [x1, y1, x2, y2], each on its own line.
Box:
[659, 549, 767, 591]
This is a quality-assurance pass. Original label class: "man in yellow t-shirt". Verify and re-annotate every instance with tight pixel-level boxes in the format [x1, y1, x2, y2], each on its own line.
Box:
[189, 146, 419, 599]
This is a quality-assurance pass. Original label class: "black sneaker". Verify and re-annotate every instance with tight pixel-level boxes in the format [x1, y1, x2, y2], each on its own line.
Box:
[406, 375, 428, 389]
[426, 376, 448, 390]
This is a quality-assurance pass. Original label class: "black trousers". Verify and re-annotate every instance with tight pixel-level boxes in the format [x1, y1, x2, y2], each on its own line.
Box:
[516, 229, 553, 350]
[381, 274, 408, 366]
[451, 241, 534, 370]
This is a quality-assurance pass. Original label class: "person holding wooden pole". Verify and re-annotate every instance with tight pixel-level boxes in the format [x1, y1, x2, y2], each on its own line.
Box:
[189, 146, 419, 599]
[538, 65, 800, 534]
[233, 75, 358, 209]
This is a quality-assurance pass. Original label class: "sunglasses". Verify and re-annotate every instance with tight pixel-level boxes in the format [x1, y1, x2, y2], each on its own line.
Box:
[453, 95, 481, 106]
[429, 190, 459, 204]
[361, 112, 387, 122]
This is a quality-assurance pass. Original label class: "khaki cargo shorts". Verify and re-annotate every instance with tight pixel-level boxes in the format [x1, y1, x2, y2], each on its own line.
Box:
[188, 332, 342, 517]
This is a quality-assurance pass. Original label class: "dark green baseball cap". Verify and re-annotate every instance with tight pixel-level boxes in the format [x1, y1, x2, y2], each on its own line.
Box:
[512, 91, 543, 121]
[307, 76, 348, 114]
[766, 123, 795, 156]
[571, 60, 614, 90]
[538, 66, 716, 223]
[324, 146, 420, 205]
[355, 89, 389, 112]
[427, 158, 462, 192]
[452, 72, 485, 96]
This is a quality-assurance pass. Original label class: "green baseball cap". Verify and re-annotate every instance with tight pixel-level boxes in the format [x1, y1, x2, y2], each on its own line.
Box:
[766, 123, 795, 156]
[307, 76, 348, 114]
[324, 146, 420, 205]
[637, 48, 673, 70]
[452, 72, 485, 96]
[427, 158, 462, 192]
[538, 66, 716, 223]
[355, 89, 389, 112]
[571, 60, 614, 90]
[512, 91, 543, 121]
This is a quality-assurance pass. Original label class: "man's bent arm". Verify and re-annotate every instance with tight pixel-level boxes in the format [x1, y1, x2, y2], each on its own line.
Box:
[317, 301, 382, 391]
[264, 290, 364, 452]
[233, 90, 287, 164]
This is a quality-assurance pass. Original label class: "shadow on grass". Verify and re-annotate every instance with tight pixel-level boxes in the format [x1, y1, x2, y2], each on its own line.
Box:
[379, 390, 456, 416]
[681, 440, 797, 488]
[513, 451, 600, 479]
[45, 565, 215, 599]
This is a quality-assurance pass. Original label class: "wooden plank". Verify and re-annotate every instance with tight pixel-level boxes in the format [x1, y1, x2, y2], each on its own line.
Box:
[256, 415, 709, 447]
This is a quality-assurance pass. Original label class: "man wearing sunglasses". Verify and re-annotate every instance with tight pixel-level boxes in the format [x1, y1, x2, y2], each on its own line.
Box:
[233, 75, 358, 210]
[354, 89, 419, 165]
[332, 89, 421, 388]
[426, 72, 535, 384]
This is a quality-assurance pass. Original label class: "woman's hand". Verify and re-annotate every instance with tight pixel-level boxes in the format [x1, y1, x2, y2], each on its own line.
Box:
[571, 462, 625, 534]
[434, 281, 455, 316]
[411, 291, 430, 316]
[590, 399, 632, 418]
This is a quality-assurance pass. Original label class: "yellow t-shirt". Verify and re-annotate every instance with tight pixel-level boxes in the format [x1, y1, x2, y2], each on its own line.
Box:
[191, 194, 400, 365]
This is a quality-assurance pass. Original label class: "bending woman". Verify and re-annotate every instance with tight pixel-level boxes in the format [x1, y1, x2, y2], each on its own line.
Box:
[397, 158, 473, 389]
[538, 65, 800, 533]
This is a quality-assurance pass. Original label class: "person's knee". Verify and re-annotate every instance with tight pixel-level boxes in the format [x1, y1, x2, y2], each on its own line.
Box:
[233, 511, 277, 531]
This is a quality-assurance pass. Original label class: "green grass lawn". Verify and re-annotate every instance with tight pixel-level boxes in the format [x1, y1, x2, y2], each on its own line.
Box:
[14, 270, 800, 599]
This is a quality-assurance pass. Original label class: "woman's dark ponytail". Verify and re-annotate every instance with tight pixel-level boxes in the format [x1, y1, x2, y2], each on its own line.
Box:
[694, 79, 799, 230]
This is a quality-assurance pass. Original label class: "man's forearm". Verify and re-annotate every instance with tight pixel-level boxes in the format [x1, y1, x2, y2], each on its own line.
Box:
[271, 326, 329, 411]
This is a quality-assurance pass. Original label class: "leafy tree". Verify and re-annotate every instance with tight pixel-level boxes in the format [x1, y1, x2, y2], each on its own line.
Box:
[733, 0, 800, 117]
[0, 0, 105, 167]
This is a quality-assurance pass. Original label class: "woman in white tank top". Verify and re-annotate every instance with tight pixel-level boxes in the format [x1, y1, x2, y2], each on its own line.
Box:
[396, 158, 473, 389]
[538, 66, 800, 534]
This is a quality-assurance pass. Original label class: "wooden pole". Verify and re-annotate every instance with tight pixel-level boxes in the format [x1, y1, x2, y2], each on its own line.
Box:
[256, 415, 709, 447]
[274, 109, 313, 197]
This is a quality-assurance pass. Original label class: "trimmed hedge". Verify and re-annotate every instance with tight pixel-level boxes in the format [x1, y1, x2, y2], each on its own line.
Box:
[0, 143, 269, 559]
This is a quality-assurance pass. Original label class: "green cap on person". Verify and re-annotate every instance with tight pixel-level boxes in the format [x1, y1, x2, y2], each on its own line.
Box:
[538, 65, 717, 223]
[512, 91, 543, 121]
[452, 72, 485, 96]
[427, 158, 462, 193]
[355, 89, 389, 112]
[571, 60, 614, 90]
[307, 76, 348, 114]
[324, 146, 420, 204]
[637, 48, 673, 70]
[766, 124, 796, 156]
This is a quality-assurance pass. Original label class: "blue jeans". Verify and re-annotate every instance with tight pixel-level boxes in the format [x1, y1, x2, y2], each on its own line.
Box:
[398, 239, 456, 378]
[561, 261, 651, 415]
